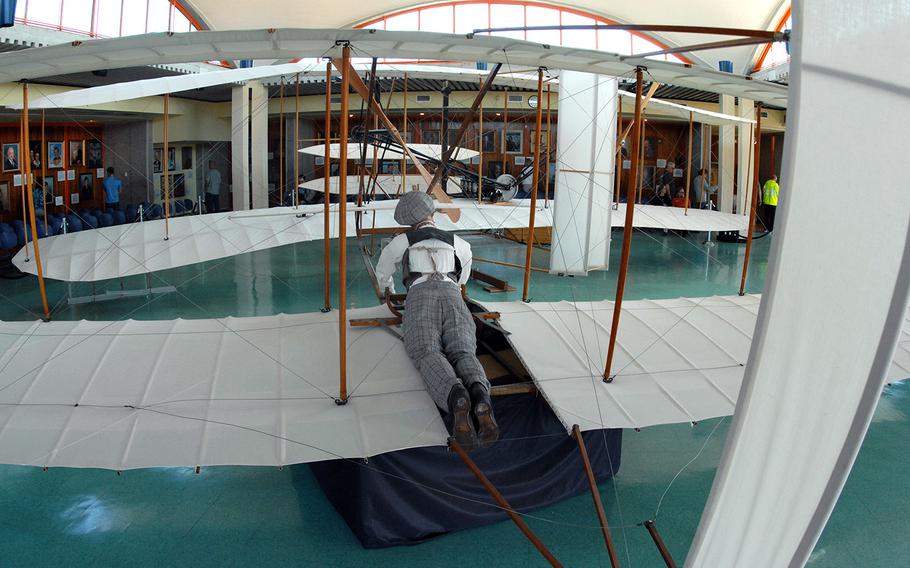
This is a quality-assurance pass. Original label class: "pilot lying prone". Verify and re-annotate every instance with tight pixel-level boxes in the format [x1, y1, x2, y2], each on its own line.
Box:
[375, 191, 500, 451]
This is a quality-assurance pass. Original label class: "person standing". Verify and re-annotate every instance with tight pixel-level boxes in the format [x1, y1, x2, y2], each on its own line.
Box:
[762, 174, 780, 230]
[102, 167, 122, 209]
[204, 160, 221, 213]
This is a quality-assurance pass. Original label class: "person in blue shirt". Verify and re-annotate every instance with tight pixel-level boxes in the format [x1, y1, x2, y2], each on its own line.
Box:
[103, 167, 122, 209]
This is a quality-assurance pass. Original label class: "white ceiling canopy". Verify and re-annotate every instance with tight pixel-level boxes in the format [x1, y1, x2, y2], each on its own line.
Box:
[0, 28, 788, 106]
[181, 0, 789, 72]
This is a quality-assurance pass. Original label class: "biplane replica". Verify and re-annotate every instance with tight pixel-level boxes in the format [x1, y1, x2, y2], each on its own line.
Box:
[0, 3, 908, 566]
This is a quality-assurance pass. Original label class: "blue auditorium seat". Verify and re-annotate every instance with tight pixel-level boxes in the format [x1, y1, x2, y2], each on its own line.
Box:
[125, 204, 138, 222]
[98, 212, 114, 227]
[0, 230, 16, 250]
[65, 214, 83, 232]
[81, 214, 98, 230]
[112, 209, 126, 225]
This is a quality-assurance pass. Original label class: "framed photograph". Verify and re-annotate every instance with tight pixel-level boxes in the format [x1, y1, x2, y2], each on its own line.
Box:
[48, 142, 64, 168]
[181, 146, 193, 170]
[29, 142, 42, 171]
[656, 158, 667, 168]
[481, 131, 496, 153]
[79, 173, 94, 201]
[153, 149, 163, 173]
[87, 140, 103, 168]
[673, 168, 684, 178]
[71, 193, 79, 205]
[329, 163, 340, 177]
[67, 169, 76, 181]
[487, 160, 504, 179]
[168, 147, 176, 171]
[643, 137, 658, 160]
[2, 143, 20, 172]
[314, 156, 324, 166]
[42, 176, 55, 205]
[529, 130, 549, 155]
[514, 156, 526, 166]
[0, 181, 9, 212]
[70, 140, 84, 166]
[504, 131, 523, 154]
[421, 130, 440, 145]
[623, 159, 632, 170]
[13, 174, 23, 187]
[380, 161, 400, 175]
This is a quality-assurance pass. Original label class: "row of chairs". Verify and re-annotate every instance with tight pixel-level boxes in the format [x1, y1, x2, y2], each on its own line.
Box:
[0, 198, 198, 249]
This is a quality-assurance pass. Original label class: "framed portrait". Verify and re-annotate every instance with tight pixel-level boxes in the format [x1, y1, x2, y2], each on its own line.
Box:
[2, 143, 20, 172]
[529, 130, 548, 155]
[87, 141, 103, 168]
[514, 156, 526, 166]
[71, 193, 79, 205]
[329, 163, 340, 177]
[43, 176, 55, 203]
[487, 160, 504, 179]
[48, 142, 64, 169]
[0, 181, 9, 212]
[380, 161, 400, 175]
[181, 146, 193, 170]
[167, 147, 176, 171]
[481, 131, 496, 153]
[29, 142, 42, 171]
[504, 131, 523, 154]
[421, 130, 440, 145]
[70, 141, 84, 166]
[314, 156, 324, 166]
[643, 137, 658, 160]
[79, 173, 94, 201]
[153, 149, 163, 173]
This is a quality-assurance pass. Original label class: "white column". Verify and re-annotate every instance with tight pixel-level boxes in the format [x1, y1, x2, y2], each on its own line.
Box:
[231, 80, 268, 211]
[736, 98, 755, 224]
[549, 71, 615, 275]
[717, 94, 736, 213]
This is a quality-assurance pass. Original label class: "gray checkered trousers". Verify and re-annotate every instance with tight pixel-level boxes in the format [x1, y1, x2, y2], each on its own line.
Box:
[402, 279, 491, 410]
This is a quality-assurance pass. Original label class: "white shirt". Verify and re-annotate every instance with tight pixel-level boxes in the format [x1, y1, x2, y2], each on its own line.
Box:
[375, 226, 472, 294]
[205, 169, 222, 195]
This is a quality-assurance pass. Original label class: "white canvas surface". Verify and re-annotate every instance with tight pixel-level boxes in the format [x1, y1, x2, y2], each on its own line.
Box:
[549, 71, 616, 275]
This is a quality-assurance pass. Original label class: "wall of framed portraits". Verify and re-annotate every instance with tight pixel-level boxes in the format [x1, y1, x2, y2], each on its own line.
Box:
[0, 121, 104, 223]
[152, 143, 200, 203]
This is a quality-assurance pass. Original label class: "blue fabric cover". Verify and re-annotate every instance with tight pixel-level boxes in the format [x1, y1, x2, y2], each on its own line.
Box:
[309, 392, 622, 548]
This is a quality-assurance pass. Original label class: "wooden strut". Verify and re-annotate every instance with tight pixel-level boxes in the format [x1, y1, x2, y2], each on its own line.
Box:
[448, 438, 564, 568]
[474, 256, 548, 273]
[426, 63, 502, 195]
[614, 93, 622, 209]
[279, 76, 284, 207]
[332, 56, 460, 222]
[294, 72, 300, 208]
[572, 425, 620, 567]
[701, 124, 709, 208]
[163, 93, 170, 240]
[521, 68, 545, 303]
[40, 109, 46, 235]
[401, 72, 407, 195]
[544, 82, 552, 208]
[636, 110, 646, 204]
[323, 61, 332, 312]
[684, 111, 693, 215]
[21, 83, 51, 321]
[473, 24, 785, 40]
[19, 102, 28, 261]
[477, 75, 483, 205]
[643, 520, 678, 568]
[337, 47, 351, 404]
[471, 269, 515, 293]
[739, 103, 762, 296]
[631, 36, 782, 61]
[603, 67, 645, 382]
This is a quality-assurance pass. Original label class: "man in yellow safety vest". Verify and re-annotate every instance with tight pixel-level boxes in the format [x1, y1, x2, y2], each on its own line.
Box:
[762, 174, 780, 230]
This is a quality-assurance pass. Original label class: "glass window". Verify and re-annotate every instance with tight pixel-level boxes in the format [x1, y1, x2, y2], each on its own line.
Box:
[489, 4, 524, 40]
[454, 3, 487, 35]
[147, 0, 171, 33]
[95, 0, 123, 37]
[120, 0, 148, 36]
[172, 9, 192, 34]
[419, 5, 453, 34]
[560, 12, 596, 50]
[525, 6, 560, 46]
[61, 0, 93, 33]
[384, 10, 418, 31]
[27, 0, 62, 27]
[15, 0, 25, 19]
[598, 29, 631, 55]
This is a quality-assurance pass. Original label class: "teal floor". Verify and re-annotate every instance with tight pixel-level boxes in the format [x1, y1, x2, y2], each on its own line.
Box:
[0, 229, 906, 567]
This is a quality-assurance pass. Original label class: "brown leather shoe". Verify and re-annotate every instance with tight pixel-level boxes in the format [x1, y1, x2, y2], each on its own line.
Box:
[447, 384, 478, 451]
[469, 383, 500, 449]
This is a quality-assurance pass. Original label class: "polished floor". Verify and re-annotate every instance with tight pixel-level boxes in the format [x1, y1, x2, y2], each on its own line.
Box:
[0, 228, 906, 567]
